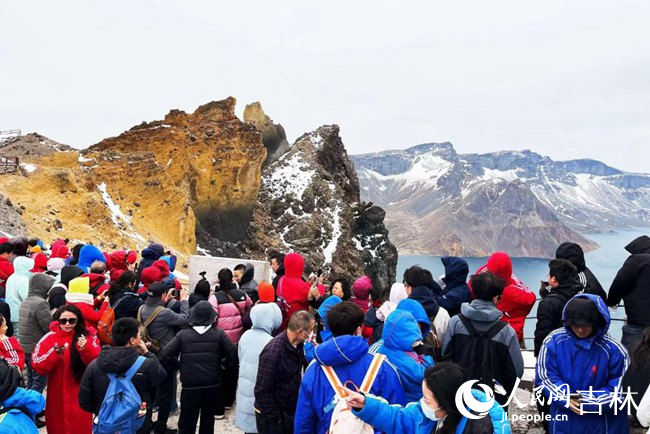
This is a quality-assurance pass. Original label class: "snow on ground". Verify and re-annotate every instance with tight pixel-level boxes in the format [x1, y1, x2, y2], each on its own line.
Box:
[360, 154, 453, 193]
[482, 168, 520, 182]
[78, 155, 95, 163]
[321, 205, 342, 265]
[309, 131, 325, 148]
[20, 163, 37, 173]
[97, 182, 147, 243]
[196, 245, 211, 256]
[264, 152, 315, 201]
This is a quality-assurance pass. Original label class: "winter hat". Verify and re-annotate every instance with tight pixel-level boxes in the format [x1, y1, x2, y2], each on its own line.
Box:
[141, 267, 163, 287]
[30, 253, 48, 273]
[389, 282, 408, 305]
[152, 260, 170, 279]
[352, 276, 373, 300]
[188, 300, 218, 326]
[30, 245, 43, 255]
[47, 257, 66, 274]
[565, 297, 600, 329]
[147, 281, 167, 298]
[257, 281, 275, 303]
[0, 359, 20, 402]
[51, 242, 70, 259]
[65, 276, 94, 305]
[60, 265, 84, 288]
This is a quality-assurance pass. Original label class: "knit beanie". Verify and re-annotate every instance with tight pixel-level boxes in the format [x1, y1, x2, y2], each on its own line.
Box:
[257, 281, 275, 303]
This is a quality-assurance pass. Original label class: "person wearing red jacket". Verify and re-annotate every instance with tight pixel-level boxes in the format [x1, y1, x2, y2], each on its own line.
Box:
[0, 313, 24, 370]
[32, 305, 101, 434]
[50, 239, 70, 259]
[473, 252, 536, 343]
[277, 253, 310, 331]
[65, 277, 108, 330]
[0, 242, 14, 297]
[108, 249, 137, 281]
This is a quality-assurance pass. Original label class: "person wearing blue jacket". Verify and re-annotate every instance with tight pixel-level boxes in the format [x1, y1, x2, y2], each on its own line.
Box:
[433, 257, 472, 317]
[374, 309, 434, 402]
[0, 358, 46, 434]
[304, 295, 342, 363]
[294, 301, 406, 434]
[345, 362, 511, 434]
[76, 245, 106, 273]
[535, 293, 630, 434]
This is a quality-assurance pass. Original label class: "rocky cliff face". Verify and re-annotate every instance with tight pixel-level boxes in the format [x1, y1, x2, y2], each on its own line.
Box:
[243, 102, 290, 166]
[241, 125, 398, 290]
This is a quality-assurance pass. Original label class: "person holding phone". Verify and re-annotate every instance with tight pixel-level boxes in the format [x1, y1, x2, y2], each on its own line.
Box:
[31, 305, 101, 434]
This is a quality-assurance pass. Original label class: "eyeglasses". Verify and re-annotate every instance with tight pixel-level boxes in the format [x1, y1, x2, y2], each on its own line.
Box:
[58, 318, 78, 325]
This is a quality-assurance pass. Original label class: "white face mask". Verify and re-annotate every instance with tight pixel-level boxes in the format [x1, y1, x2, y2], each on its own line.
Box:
[420, 398, 442, 421]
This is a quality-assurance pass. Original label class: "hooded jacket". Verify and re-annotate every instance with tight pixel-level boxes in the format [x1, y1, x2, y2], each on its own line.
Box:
[32, 321, 101, 434]
[369, 299, 433, 354]
[441, 299, 524, 400]
[474, 252, 536, 342]
[78, 346, 166, 430]
[235, 303, 283, 433]
[18, 273, 55, 354]
[305, 296, 342, 363]
[160, 323, 237, 389]
[76, 245, 106, 273]
[351, 276, 373, 313]
[434, 256, 472, 317]
[48, 265, 84, 311]
[555, 242, 607, 303]
[535, 294, 630, 434]
[533, 280, 583, 357]
[0, 255, 14, 293]
[137, 244, 164, 284]
[5, 257, 34, 323]
[607, 235, 650, 326]
[408, 286, 450, 340]
[238, 263, 259, 303]
[276, 253, 310, 331]
[352, 388, 510, 434]
[0, 387, 46, 434]
[375, 310, 433, 402]
[294, 335, 406, 434]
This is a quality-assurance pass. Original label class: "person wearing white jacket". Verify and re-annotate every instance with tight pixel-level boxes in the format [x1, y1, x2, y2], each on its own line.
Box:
[235, 302, 282, 433]
[5, 256, 34, 338]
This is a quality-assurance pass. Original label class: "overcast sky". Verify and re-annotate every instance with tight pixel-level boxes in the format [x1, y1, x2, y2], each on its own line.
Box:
[1, 1, 649, 172]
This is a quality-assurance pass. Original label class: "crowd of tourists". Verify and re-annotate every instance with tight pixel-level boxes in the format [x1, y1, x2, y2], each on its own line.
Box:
[0, 235, 650, 434]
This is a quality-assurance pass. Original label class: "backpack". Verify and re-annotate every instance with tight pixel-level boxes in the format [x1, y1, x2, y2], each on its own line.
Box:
[321, 353, 385, 434]
[93, 356, 147, 434]
[137, 306, 165, 353]
[444, 314, 517, 405]
[97, 295, 130, 345]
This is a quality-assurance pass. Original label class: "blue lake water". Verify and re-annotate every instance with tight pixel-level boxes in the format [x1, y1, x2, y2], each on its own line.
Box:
[397, 228, 649, 348]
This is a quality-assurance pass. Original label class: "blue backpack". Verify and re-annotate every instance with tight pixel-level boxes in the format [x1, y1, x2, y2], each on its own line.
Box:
[93, 356, 146, 434]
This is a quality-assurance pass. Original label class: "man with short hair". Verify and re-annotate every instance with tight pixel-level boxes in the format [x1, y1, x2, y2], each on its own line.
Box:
[269, 251, 285, 291]
[441, 272, 523, 405]
[403, 265, 449, 345]
[0, 242, 15, 297]
[79, 317, 167, 434]
[255, 310, 314, 434]
[294, 302, 405, 434]
[234, 263, 259, 303]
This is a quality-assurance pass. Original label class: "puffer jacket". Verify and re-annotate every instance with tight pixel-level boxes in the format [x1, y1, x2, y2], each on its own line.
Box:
[305, 296, 342, 363]
[0, 387, 46, 434]
[276, 253, 310, 331]
[18, 273, 55, 354]
[76, 245, 106, 273]
[136, 244, 164, 285]
[294, 335, 406, 434]
[607, 235, 650, 327]
[352, 389, 510, 434]
[434, 256, 472, 317]
[535, 294, 630, 434]
[474, 252, 536, 342]
[555, 242, 607, 303]
[5, 257, 34, 327]
[209, 288, 252, 344]
[235, 303, 282, 433]
[375, 310, 433, 402]
[239, 263, 259, 304]
[159, 324, 237, 389]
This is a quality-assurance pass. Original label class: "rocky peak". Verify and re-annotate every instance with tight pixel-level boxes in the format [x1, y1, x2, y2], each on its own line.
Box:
[243, 102, 290, 166]
[0, 133, 73, 158]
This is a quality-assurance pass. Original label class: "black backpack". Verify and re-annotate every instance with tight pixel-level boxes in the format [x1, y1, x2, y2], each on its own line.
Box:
[443, 314, 517, 405]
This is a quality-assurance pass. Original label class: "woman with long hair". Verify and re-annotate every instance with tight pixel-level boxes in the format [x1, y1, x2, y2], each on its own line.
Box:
[344, 362, 510, 434]
[32, 305, 101, 434]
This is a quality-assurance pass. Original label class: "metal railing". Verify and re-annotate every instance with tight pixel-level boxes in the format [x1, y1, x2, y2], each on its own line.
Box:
[0, 129, 21, 147]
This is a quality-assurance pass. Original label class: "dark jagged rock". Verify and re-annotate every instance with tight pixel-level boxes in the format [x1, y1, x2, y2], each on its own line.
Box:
[243, 102, 290, 166]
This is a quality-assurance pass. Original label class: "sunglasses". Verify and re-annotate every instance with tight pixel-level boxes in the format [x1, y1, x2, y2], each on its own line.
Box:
[58, 318, 78, 325]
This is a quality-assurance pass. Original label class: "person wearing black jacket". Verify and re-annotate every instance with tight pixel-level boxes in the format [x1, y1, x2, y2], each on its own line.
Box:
[269, 251, 285, 291]
[159, 301, 237, 433]
[107, 271, 143, 320]
[608, 234, 650, 352]
[79, 317, 167, 434]
[534, 259, 583, 357]
[555, 242, 607, 303]
[47, 265, 84, 311]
